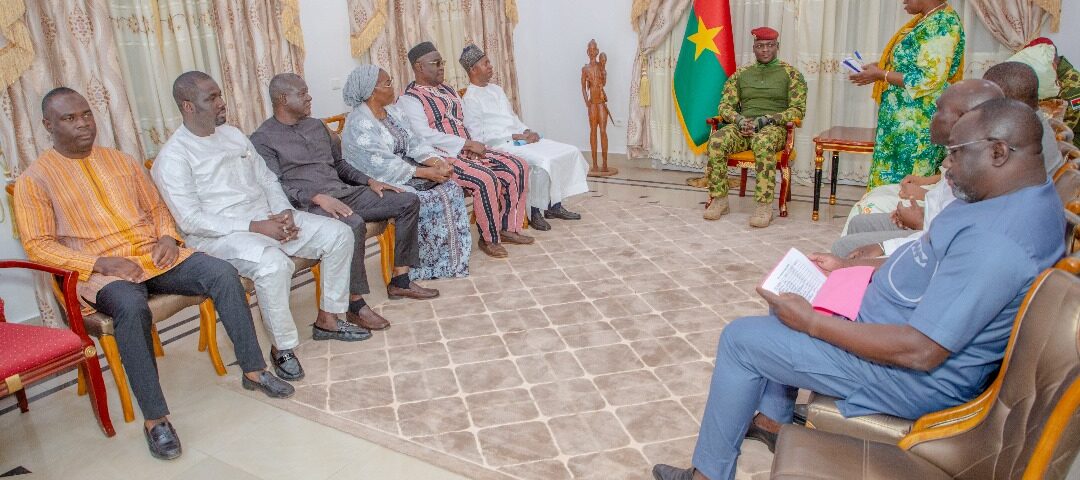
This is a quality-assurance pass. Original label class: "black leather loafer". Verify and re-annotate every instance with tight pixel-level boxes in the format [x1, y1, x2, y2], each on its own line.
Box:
[145, 421, 182, 460]
[242, 371, 295, 399]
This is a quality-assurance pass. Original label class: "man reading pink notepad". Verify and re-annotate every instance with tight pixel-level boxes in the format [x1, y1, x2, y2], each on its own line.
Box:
[760, 248, 873, 320]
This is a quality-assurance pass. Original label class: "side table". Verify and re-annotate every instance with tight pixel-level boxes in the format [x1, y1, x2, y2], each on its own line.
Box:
[812, 127, 876, 221]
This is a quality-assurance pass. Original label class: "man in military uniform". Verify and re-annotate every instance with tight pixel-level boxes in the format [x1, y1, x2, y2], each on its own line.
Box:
[702, 27, 807, 228]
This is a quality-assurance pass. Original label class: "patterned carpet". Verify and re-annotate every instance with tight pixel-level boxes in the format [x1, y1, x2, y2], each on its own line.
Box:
[237, 196, 843, 480]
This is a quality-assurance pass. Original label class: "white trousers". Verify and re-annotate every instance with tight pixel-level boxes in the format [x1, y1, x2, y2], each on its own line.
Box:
[226, 211, 353, 350]
[496, 139, 590, 210]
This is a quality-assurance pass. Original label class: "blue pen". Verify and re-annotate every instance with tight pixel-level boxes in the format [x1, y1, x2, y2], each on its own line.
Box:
[854, 50, 864, 62]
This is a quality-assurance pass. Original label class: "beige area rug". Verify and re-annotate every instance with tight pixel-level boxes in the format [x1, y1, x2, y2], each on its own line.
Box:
[236, 196, 842, 480]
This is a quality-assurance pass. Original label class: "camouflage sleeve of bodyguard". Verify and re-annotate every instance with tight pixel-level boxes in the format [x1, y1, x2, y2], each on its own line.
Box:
[774, 62, 807, 125]
[1059, 58, 1080, 139]
[717, 68, 744, 124]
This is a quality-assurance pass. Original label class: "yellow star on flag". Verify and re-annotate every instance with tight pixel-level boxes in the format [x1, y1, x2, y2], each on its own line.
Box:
[687, 15, 722, 60]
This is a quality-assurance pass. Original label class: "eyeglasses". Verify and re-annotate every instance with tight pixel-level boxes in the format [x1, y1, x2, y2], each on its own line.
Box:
[945, 138, 1017, 157]
[375, 77, 393, 89]
[419, 59, 445, 68]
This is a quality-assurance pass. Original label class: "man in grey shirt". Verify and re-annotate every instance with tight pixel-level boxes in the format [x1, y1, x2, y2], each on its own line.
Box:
[250, 74, 440, 346]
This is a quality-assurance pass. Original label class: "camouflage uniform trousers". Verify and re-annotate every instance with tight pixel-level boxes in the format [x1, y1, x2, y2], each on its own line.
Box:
[706, 123, 786, 203]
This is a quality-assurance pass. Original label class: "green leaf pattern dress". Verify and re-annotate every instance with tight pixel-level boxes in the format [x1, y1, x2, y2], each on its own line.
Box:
[868, 7, 965, 189]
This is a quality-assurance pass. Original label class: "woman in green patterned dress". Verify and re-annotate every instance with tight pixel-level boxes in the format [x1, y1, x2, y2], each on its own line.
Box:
[851, 0, 965, 189]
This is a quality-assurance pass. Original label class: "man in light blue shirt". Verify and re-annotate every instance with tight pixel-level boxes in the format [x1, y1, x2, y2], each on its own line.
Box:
[653, 98, 1065, 480]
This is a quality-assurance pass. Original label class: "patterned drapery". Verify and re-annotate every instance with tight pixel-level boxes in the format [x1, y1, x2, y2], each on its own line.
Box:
[211, 0, 306, 133]
[109, 0, 221, 157]
[348, 0, 521, 111]
[967, 0, 1059, 50]
[0, 0, 144, 327]
[626, 0, 691, 159]
[639, 0, 1012, 185]
[0, 0, 34, 89]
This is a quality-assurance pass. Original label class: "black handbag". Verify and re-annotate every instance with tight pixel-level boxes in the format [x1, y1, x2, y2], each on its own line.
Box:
[404, 176, 437, 191]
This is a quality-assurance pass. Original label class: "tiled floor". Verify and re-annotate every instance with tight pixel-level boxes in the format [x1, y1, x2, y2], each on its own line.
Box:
[0, 156, 861, 480]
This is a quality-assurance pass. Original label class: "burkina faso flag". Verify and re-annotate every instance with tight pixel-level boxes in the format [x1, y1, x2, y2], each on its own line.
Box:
[673, 0, 736, 154]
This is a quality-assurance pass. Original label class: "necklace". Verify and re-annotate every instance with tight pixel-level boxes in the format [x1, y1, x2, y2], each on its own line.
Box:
[922, 2, 947, 19]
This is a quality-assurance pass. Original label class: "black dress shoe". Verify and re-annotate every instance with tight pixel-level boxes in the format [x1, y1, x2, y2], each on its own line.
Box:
[144, 421, 182, 460]
[270, 348, 305, 381]
[242, 371, 295, 399]
[544, 204, 581, 220]
[652, 464, 696, 480]
[793, 403, 808, 426]
[529, 209, 551, 231]
[744, 422, 779, 453]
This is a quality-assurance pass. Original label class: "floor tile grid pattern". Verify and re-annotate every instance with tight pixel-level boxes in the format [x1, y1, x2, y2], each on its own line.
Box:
[239, 197, 841, 480]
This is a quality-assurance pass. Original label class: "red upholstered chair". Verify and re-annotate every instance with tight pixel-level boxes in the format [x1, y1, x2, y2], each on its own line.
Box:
[705, 118, 800, 217]
[0, 260, 115, 437]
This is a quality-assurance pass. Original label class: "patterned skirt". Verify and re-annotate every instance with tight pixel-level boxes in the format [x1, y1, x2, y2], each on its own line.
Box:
[408, 180, 472, 280]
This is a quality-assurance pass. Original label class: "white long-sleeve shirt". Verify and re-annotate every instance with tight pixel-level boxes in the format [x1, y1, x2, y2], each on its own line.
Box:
[462, 83, 528, 147]
[152, 124, 294, 261]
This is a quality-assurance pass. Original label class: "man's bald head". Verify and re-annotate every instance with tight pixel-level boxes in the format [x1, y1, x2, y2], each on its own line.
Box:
[930, 79, 1004, 144]
[269, 73, 311, 120]
[40, 88, 97, 158]
[944, 98, 1045, 202]
[269, 73, 303, 106]
[172, 70, 214, 108]
[982, 61, 1039, 108]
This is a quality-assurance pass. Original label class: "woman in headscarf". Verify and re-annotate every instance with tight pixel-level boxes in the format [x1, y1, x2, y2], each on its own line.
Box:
[341, 65, 472, 280]
[850, 0, 965, 189]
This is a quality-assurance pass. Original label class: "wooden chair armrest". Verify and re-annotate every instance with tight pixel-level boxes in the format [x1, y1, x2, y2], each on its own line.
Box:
[322, 113, 347, 135]
[0, 260, 91, 339]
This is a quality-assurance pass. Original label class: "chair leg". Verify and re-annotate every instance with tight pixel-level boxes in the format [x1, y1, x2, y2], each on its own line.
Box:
[150, 324, 164, 358]
[78, 358, 116, 437]
[15, 389, 28, 413]
[77, 366, 87, 396]
[199, 300, 227, 376]
[379, 223, 396, 286]
[197, 322, 208, 352]
[779, 167, 790, 217]
[100, 335, 135, 423]
[739, 168, 749, 197]
[311, 264, 322, 311]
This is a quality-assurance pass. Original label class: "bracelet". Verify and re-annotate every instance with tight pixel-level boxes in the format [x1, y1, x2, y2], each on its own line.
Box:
[883, 71, 890, 83]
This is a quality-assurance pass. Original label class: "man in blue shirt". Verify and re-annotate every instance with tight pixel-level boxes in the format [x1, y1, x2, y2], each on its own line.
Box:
[653, 98, 1065, 480]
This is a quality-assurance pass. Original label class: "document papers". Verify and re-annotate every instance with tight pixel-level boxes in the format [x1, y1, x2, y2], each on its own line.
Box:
[761, 248, 874, 320]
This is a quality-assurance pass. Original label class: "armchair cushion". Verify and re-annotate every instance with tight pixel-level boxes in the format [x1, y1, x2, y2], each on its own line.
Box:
[0, 322, 83, 381]
[805, 393, 912, 445]
[771, 425, 950, 480]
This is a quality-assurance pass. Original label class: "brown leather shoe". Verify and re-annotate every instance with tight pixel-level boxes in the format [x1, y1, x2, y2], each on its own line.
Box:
[478, 239, 508, 258]
[387, 282, 440, 300]
[499, 231, 535, 245]
[346, 305, 390, 330]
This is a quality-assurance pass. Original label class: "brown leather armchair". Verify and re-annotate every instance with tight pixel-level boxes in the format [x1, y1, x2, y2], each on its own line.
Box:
[772, 267, 1080, 479]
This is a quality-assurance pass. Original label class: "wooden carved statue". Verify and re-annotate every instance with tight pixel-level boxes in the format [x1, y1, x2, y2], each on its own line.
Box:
[582, 39, 617, 176]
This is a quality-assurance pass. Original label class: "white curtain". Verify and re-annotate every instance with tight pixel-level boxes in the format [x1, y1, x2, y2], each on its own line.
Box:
[109, 0, 221, 158]
[646, 0, 1012, 184]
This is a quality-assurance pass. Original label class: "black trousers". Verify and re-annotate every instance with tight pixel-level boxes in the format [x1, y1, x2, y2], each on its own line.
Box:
[92, 253, 265, 420]
[307, 188, 421, 294]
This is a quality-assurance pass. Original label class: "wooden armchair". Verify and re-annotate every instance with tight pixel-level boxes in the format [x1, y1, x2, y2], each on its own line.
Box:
[0, 260, 115, 437]
[706, 118, 800, 217]
[5, 182, 225, 424]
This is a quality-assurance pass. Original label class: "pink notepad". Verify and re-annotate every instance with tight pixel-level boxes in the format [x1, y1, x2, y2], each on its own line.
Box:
[761, 248, 874, 321]
[811, 266, 874, 320]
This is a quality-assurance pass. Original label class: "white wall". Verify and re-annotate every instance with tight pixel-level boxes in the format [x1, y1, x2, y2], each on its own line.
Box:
[513, 0, 637, 154]
[300, 0, 363, 118]
[0, 194, 40, 324]
[1048, 2, 1080, 61]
